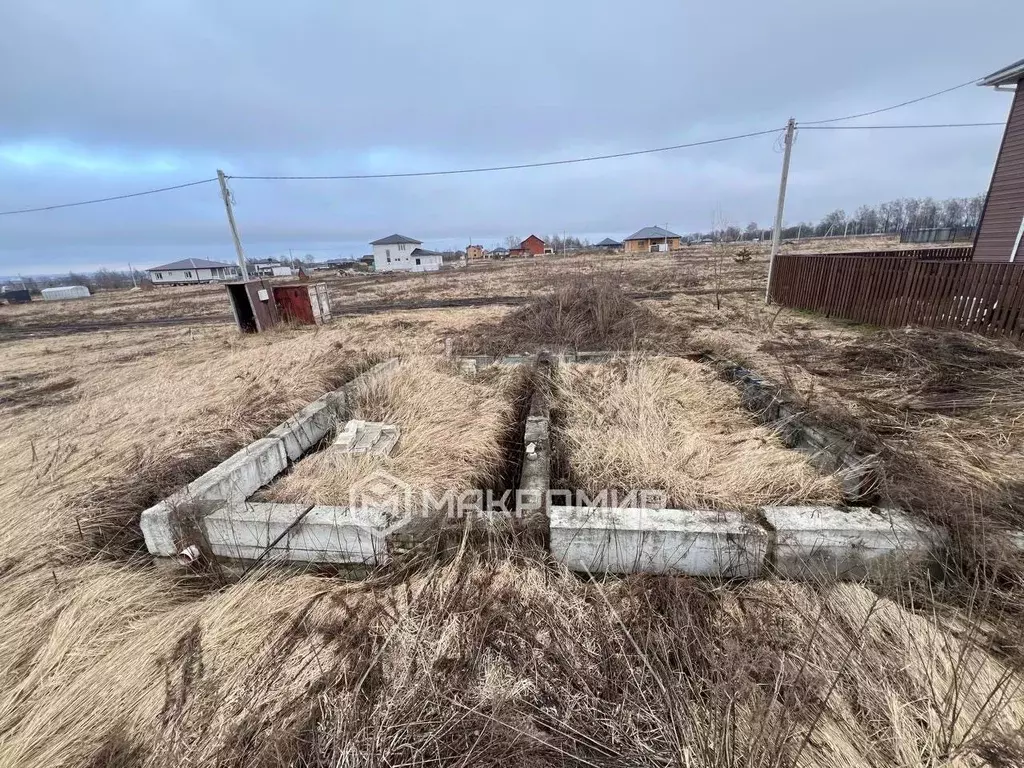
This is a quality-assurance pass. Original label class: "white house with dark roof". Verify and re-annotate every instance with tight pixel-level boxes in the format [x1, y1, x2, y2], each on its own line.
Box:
[146, 258, 241, 285]
[370, 234, 443, 273]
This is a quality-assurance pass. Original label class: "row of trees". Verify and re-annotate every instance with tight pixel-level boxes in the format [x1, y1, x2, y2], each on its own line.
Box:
[690, 193, 987, 243]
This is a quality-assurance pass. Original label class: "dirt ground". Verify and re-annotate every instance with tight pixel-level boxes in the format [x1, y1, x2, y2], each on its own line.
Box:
[2, 243, 1024, 767]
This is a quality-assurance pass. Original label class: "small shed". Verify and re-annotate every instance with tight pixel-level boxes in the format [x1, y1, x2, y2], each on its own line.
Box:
[272, 283, 332, 326]
[225, 280, 280, 333]
[0, 288, 31, 304]
[41, 285, 91, 301]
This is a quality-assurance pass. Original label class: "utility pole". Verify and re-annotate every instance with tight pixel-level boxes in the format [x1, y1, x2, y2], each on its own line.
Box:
[766, 118, 796, 304]
[217, 169, 249, 280]
[128, 262, 137, 288]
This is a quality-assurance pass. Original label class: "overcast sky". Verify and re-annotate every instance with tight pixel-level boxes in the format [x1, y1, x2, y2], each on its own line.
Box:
[0, 0, 1021, 274]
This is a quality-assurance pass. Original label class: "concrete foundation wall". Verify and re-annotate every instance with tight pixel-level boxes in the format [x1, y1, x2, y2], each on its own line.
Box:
[141, 359, 399, 558]
[551, 506, 766, 578]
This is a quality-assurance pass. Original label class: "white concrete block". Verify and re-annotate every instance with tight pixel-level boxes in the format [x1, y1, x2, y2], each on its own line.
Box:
[140, 501, 177, 557]
[202, 503, 389, 564]
[333, 420, 401, 456]
[764, 506, 943, 580]
[550, 506, 766, 578]
[267, 398, 337, 461]
[186, 437, 288, 502]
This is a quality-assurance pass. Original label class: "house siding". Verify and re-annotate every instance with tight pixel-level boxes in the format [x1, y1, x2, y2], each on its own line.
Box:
[372, 242, 423, 272]
[521, 235, 545, 256]
[625, 237, 681, 253]
[975, 81, 1024, 262]
[149, 266, 238, 284]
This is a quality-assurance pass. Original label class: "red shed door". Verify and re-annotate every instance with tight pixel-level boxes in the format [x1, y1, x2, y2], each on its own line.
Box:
[273, 285, 315, 325]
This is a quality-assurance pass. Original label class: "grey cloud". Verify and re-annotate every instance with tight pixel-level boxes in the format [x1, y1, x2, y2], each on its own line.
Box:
[0, 0, 1021, 273]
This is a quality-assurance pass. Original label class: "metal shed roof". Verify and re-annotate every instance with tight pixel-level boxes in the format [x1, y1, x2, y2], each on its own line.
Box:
[624, 226, 680, 241]
[370, 234, 423, 246]
[411, 248, 441, 256]
[981, 58, 1024, 88]
[147, 258, 237, 271]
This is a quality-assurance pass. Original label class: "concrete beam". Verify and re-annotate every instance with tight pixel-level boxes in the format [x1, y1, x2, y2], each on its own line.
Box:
[550, 506, 767, 578]
[140, 438, 288, 557]
[518, 368, 552, 526]
[201, 502, 389, 564]
[763, 505, 945, 580]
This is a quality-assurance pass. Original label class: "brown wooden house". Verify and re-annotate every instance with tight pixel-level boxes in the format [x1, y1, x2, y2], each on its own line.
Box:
[975, 58, 1024, 262]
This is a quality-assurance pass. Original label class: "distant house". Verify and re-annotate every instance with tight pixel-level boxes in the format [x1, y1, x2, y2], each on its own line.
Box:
[509, 235, 546, 257]
[491, 247, 510, 259]
[974, 58, 1024, 262]
[370, 234, 443, 273]
[466, 244, 487, 260]
[250, 259, 294, 278]
[624, 226, 682, 253]
[595, 237, 622, 251]
[147, 258, 241, 285]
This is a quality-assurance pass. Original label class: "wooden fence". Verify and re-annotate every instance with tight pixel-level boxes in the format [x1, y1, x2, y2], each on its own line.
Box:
[769, 251, 1024, 339]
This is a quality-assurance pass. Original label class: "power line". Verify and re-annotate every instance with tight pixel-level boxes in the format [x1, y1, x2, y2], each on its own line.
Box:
[226, 128, 783, 181]
[0, 177, 218, 217]
[801, 76, 981, 125]
[801, 122, 1004, 130]
[0, 71, 1001, 216]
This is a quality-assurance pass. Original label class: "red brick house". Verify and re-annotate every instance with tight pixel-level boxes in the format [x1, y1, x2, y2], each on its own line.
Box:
[509, 234, 546, 257]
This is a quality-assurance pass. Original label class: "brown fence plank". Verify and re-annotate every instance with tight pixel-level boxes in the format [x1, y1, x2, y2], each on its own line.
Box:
[770, 250, 1024, 339]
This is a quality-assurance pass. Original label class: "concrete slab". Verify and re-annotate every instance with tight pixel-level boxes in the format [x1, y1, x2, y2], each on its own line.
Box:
[333, 420, 401, 456]
[550, 506, 766, 578]
[764, 505, 944, 580]
[202, 503, 389, 564]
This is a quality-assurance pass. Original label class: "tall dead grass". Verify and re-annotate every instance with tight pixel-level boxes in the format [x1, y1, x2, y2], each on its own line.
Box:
[261, 356, 524, 508]
[1, 553, 1021, 767]
[555, 357, 842, 510]
[458, 276, 686, 355]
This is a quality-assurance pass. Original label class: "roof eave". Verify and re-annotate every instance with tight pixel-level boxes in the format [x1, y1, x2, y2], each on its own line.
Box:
[980, 59, 1024, 88]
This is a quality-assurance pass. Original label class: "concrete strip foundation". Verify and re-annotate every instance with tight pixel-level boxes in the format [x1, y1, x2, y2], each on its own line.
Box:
[141, 350, 1022, 581]
[517, 361, 552, 528]
[763, 505, 944, 580]
[550, 504, 946, 580]
[141, 359, 398, 558]
[202, 502, 389, 564]
[550, 506, 767, 578]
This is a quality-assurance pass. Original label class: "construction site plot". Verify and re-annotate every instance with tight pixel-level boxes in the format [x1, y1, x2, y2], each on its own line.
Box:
[4, 249, 1024, 767]
[551, 356, 843, 511]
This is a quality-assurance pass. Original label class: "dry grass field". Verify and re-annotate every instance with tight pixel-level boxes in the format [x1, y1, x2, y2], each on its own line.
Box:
[554, 357, 842, 510]
[2, 246, 1024, 767]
